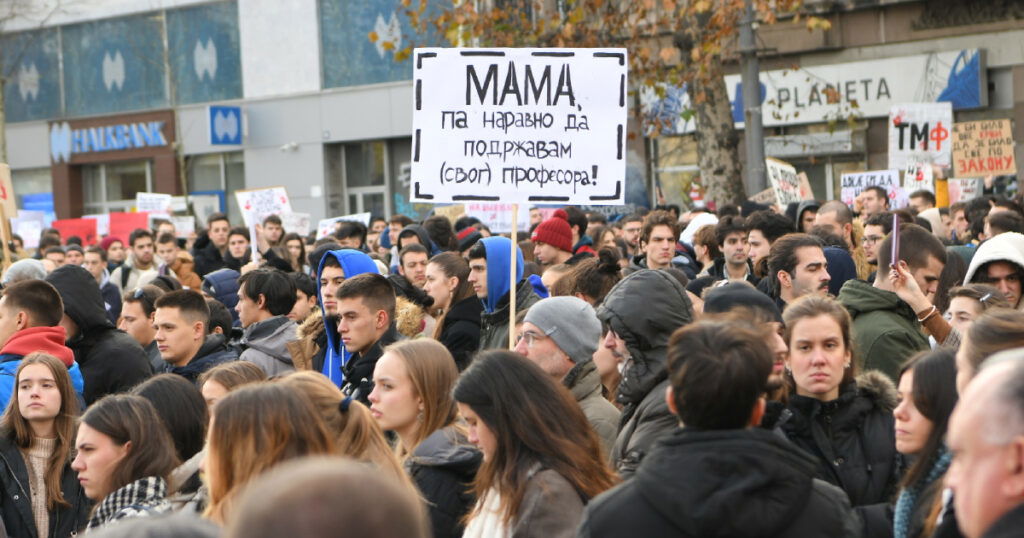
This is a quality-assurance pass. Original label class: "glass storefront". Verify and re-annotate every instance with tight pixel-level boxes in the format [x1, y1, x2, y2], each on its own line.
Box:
[185, 151, 245, 223]
[82, 160, 152, 214]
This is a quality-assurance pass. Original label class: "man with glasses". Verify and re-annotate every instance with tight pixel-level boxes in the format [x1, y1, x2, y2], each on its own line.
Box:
[514, 296, 619, 458]
[963, 232, 1024, 310]
[861, 212, 891, 269]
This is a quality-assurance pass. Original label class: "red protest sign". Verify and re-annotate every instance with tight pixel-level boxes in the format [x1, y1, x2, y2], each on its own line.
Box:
[52, 219, 98, 246]
[108, 212, 150, 243]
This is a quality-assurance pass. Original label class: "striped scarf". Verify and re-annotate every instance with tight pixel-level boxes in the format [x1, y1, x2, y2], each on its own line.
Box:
[86, 476, 171, 531]
[894, 446, 952, 538]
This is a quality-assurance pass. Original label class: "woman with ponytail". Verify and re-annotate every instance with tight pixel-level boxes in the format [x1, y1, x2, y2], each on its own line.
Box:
[569, 248, 623, 306]
[423, 252, 482, 371]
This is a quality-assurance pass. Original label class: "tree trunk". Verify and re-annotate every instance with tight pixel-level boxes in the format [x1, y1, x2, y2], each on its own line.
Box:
[687, 64, 747, 208]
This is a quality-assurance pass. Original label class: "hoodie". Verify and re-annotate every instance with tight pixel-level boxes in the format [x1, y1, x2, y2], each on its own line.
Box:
[824, 246, 858, 297]
[316, 249, 379, 387]
[202, 269, 242, 327]
[46, 265, 151, 404]
[0, 326, 85, 408]
[476, 237, 540, 351]
[963, 231, 1024, 309]
[97, 267, 123, 325]
[162, 333, 238, 383]
[240, 316, 298, 376]
[838, 279, 929, 383]
[579, 427, 860, 538]
[596, 269, 694, 477]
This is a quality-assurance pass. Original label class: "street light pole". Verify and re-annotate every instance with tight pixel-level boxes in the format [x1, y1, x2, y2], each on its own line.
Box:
[739, 0, 766, 195]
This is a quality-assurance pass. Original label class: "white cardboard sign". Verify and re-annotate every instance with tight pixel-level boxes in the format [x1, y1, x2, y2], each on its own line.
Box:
[888, 103, 953, 170]
[410, 47, 628, 205]
[234, 187, 292, 228]
[765, 158, 802, 207]
[839, 170, 908, 209]
[317, 213, 371, 239]
[136, 192, 172, 213]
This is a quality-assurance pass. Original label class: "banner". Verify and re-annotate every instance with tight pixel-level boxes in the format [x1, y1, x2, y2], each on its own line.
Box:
[235, 187, 292, 227]
[888, 103, 953, 170]
[410, 47, 629, 205]
[952, 119, 1017, 177]
[839, 170, 907, 209]
[108, 212, 149, 242]
[465, 203, 532, 233]
[52, 219, 97, 245]
[135, 192, 172, 213]
[765, 158, 802, 207]
[82, 214, 110, 236]
[317, 213, 371, 239]
[10, 212, 45, 249]
[434, 204, 466, 223]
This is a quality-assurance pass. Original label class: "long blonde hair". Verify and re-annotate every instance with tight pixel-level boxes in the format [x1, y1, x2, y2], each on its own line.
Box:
[279, 371, 412, 489]
[383, 339, 462, 460]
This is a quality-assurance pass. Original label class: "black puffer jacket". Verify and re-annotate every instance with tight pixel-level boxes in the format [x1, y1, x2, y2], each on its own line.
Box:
[341, 325, 401, 404]
[0, 435, 92, 538]
[779, 371, 902, 536]
[407, 427, 481, 538]
[579, 427, 860, 537]
[595, 269, 694, 478]
[191, 231, 227, 278]
[46, 266, 151, 405]
[439, 296, 483, 371]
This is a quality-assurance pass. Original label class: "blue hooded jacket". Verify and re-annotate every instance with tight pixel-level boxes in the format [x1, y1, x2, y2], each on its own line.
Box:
[480, 237, 524, 314]
[316, 249, 379, 387]
[202, 269, 242, 327]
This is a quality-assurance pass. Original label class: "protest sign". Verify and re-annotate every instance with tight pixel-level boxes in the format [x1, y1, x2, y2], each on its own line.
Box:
[750, 189, 776, 205]
[10, 214, 43, 249]
[903, 162, 935, 195]
[952, 119, 1017, 177]
[235, 187, 291, 227]
[465, 203, 532, 233]
[948, 178, 983, 205]
[171, 216, 196, 238]
[281, 212, 311, 237]
[317, 213, 371, 239]
[108, 212, 149, 242]
[840, 170, 907, 209]
[82, 214, 110, 236]
[136, 192, 172, 213]
[435, 204, 466, 224]
[52, 218, 97, 245]
[797, 172, 815, 200]
[410, 48, 629, 205]
[0, 164, 15, 218]
[765, 158, 802, 206]
[888, 103, 953, 170]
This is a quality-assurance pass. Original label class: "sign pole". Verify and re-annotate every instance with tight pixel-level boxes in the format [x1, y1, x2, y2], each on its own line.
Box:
[508, 203, 518, 350]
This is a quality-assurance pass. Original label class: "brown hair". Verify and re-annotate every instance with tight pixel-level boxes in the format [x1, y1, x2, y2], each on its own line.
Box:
[428, 253, 476, 339]
[947, 284, 1010, 311]
[383, 340, 462, 459]
[876, 223, 947, 278]
[0, 280, 64, 327]
[961, 308, 1024, 378]
[568, 249, 622, 305]
[782, 295, 857, 388]
[278, 371, 410, 488]
[0, 353, 79, 509]
[692, 224, 721, 260]
[80, 394, 179, 498]
[197, 361, 268, 393]
[640, 210, 680, 247]
[336, 273, 396, 321]
[205, 383, 335, 524]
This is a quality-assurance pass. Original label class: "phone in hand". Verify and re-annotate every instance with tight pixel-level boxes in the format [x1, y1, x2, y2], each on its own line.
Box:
[890, 213, 901, 272]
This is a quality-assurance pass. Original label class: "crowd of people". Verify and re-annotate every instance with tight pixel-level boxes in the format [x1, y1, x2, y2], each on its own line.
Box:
[0, 186, 1022, 537]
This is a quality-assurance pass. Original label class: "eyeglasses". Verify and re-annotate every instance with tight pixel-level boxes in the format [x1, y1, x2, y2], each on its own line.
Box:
[515, 330, 548, 348]
[863, 235, 885, 246]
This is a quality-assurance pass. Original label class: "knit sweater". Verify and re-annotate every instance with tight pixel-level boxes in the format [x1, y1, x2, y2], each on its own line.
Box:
[24, 437, 57, 538]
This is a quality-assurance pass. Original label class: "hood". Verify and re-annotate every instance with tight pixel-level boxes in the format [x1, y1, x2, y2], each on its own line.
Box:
[964, 232, 1024, 306]
[46, 265, 113, 335]
[398, 225, 439, 255]
[680, 212, 719, 246]
[528, 274, 549, 299]
[564, 360, 602, 401]
[796, 199, 820, 225]
[480, 236, 524, 313]
[0, 326, 75, 366]
[410, 426, 482, 471]
[596, 270, 693, 404]
[202, 269, 241, 325]
[838, 279, 916, 320]
[823, 246, 857, 297]
[918, 208, 948, 240]
[316, 249, 378, 386]
[241, 316, 297, 363]
[635, 427, 818, 536]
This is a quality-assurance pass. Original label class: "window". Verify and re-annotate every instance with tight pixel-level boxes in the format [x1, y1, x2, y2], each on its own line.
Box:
[325, 138, 415, 219]
[82, 160, 152, 214]
[185, 151, 245, 222]
[10, 168, 51, 208]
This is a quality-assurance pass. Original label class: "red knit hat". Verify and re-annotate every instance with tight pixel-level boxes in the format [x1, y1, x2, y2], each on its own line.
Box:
[531, 210, 573, 252]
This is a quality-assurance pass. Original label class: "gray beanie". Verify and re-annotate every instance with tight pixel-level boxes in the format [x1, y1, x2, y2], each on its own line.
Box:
[2, 258, 47, 285]
[523, 296, 601, 362]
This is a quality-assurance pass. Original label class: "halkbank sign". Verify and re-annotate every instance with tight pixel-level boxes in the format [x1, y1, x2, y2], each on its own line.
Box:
[49, 120, 168, 163]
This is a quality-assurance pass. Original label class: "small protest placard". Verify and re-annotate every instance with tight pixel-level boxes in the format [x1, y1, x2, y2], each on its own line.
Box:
[750, 189, 776, 205]
[317, 213, 371, 239]
[903, 162, 935, 195]
[235, 187, 292, 228]
[839, 170, 907, 209]
[171, 216, 196, 238]
[765, 158, 802, 207]
[952, 119, 1017, 177]
[948, 178, 983, 205]
[435, 204, 466, 224]
[410, 48, 629, 205]
[52, 218, 98, 245]
[465, 203, 532, 233]
[135, 193, 172, 214]
[10, 213, 44, 249]
[0, 164, 15, 218]
[282, 212, 311, 237]
[888, 103, 953, 170]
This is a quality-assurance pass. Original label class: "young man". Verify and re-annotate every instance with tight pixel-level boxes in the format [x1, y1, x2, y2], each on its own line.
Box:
[236, 269, 298, 376]
[109, 228, 159, 293]
[963, 231, 1024, 310]
[192, 212, 232, 277]
[118, 285, 165, 372]
[226, 227, 252, 270]
[562, 206, 596, 257]
[262, 214, 285, 246]
[746, 210, 795, 269]
[838, 223, 946, 382]
[64, 245, 84, 266]
[335, 273, 401, 403]
[153, 289, 238, 382]
[628, 210, 679, 272]
[43, 247, 65, 268]
[705, 216, 756, 284]
[156, 232, 200, 289]
[531, 211, 575, 266]
[287, 272, 318, 323]
[949, 202, 971, 244]
[815, 200, 870, 280]
[46, 265, 151, 404]
[579, 321, 858, 537]
[83, 246, 122, 324]
[397, 244, 429, 288]
[620, 214, 644, 258]
[859, 185, 890, 219]
[468, 237, 541, 351]
[286, 246, 378, 387]
[908, 189, 936, 214]
[767, 233, 831, 308]
[861, 212, 892, 267]
[514, 296, 620, 457]
[0, 280, 85, 408]
[335, 221, 368, 250]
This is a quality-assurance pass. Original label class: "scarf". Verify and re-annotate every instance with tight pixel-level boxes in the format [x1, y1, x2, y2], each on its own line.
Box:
[894, 446, 953, 538]
[86, 476, 171, 531]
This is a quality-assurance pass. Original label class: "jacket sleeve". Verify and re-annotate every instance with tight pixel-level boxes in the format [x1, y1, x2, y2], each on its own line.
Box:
[613, 393, 677, 480]
[512, 470, 584, 538]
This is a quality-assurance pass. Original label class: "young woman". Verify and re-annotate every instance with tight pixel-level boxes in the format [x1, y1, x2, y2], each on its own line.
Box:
[893, 349, 959, 538]
[196, 361, 267, 409]
[455, 351, 617, 538]
[779, 295, 901, 536]
[944, 284, 1009, 335]
[423, 252, 482, 371]
[279, 371, 412, 489]
[204, 383, 334, 525]
[368, 340, 481, 538]
[0, 353, 90, 537]
[282, 233, 310, 274]
[956, 308, 1024, 393]
[72, 394, 178, 530]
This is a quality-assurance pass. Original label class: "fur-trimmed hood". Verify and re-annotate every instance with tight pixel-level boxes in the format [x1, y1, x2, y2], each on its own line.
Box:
[296, 307, 325, 342]
[855, 370, 899, 412]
